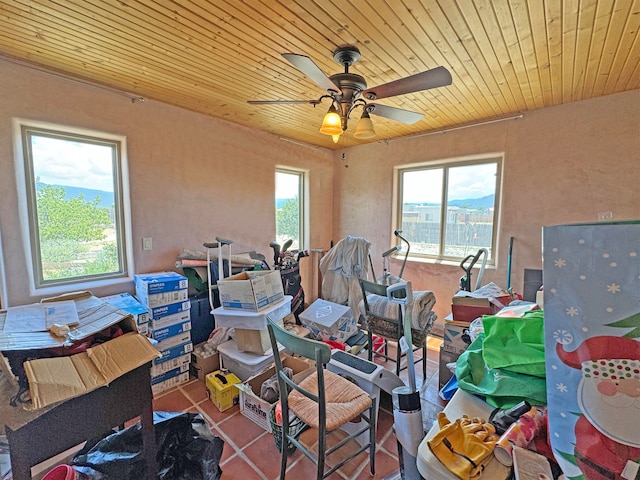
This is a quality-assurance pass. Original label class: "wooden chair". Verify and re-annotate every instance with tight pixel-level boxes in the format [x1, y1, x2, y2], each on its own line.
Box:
[359, 278, 431, 380]
[266, 318, 376, 480]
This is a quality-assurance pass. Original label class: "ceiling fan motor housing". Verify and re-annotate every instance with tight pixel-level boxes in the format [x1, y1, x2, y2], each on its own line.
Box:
[329, 72, 367, 128]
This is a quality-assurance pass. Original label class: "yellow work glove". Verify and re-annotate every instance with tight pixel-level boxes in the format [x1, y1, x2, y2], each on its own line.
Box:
[427, 412, 499, 480]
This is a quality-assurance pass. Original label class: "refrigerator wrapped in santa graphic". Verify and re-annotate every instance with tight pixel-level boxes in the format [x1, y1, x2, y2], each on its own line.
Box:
[543, 220, 640, 480]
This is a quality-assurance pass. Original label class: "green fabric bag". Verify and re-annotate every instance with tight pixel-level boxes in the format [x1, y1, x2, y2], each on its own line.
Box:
[481, 310, 546, 377]
[455, 334, 547, 409]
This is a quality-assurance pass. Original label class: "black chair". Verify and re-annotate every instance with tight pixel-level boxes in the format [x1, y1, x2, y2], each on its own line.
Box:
[359, 278, 433, 380]
[267, 318, 376, 480]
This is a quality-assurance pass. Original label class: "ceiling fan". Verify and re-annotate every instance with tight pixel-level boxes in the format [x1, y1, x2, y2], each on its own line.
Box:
[248, 45, 452, 142]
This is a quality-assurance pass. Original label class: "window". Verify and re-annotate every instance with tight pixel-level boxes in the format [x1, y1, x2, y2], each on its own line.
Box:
[275, 168, 305, 251]
[395, 154, 502, 263]
[14, 120, 133, 294]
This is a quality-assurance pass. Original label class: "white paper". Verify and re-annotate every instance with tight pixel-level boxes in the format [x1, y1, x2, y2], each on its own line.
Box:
[3, 301, 79, 333]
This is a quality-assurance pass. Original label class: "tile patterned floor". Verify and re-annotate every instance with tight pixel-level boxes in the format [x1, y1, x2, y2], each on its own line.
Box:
[152, 335, 446, 480]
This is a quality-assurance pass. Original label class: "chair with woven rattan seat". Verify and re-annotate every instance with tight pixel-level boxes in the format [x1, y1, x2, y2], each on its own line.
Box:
[266, 317, 376, 480]
[358, 278, 436, 381]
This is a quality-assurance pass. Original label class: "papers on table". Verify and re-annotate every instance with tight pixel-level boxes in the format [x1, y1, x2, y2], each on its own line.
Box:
[3, 301, 79, 333]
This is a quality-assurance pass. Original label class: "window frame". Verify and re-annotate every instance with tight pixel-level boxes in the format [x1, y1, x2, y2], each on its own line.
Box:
[275, 167, 308, 251]
[393, 153, 503, 265]
[13, 119, 134, 296]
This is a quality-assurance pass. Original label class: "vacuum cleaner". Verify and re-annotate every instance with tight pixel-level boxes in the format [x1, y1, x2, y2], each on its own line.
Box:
[387, 282, 425, 480]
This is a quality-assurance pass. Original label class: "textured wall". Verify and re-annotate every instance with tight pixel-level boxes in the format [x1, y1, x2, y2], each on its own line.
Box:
[336, 90, 640, 327]
[0, 59, 334, 306]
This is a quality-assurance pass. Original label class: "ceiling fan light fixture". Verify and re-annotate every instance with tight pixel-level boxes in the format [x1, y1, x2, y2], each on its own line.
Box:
[319, 104, 343, 136]
[354, 110, 375, 139]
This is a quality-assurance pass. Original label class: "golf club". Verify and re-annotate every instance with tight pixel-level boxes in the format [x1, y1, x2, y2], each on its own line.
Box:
[269, 241, 281, 266]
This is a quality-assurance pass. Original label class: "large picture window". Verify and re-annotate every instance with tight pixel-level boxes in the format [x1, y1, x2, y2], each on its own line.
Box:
[396, 154, 502, 263]
[14, 120, 132, 293]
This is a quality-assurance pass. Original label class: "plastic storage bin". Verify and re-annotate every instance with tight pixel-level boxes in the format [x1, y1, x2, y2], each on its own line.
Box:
[213, 295, 292, 329]
[217, 339, 284, 381]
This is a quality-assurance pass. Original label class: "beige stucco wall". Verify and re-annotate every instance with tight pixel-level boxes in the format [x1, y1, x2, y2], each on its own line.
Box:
[1, 58, 638, 329]
[0, 59, 334, 306]
[337, 90, 640, 326]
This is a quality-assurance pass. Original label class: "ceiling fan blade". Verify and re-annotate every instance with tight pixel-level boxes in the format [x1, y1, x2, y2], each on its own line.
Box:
[367, 103, 424, 124]
[282, 53, 342, 95]
[362, 66, 452, 101]
[247, 99, 321, 105]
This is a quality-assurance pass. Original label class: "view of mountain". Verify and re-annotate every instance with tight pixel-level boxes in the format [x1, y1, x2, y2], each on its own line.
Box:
[36, 182, 115, 209]
[403, 194, 495, 210]
[447, 194, 495, 209]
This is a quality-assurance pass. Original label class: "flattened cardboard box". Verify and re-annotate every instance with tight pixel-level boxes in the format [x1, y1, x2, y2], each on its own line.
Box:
[24, 332, 161, 409]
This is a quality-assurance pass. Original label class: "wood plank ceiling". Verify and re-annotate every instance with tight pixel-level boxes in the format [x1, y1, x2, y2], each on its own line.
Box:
[1, 0, 638, 149]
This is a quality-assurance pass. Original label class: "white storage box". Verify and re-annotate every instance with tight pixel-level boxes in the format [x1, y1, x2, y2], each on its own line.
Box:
[213, 295, 292, 329]
[148, 319, 192, 343]
[217, 270, 284, 311]
[135, 272, 189, 308]
[299, 299, 358, 343]
[217, 339, 284, 381]
[146, 300, 191, 321]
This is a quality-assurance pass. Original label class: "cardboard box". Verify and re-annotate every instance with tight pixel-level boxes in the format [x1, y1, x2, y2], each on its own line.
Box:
[135, 271, 189, 295]
[148, 320, 192, 343]
[191, 343, 221, 381]
[23, 332, 161, 409]
[150, 353, 190, 377]
[146, 299, 191, 321]
[212, 295, 292, 329]
[217, 270, 284, 311]
[149, 309, 191, 329]
[151, 362, 190, 384]
[152, 370, 189, 396]
[438, 345, 461, 389]
[235, 317, 284, 355]
[154, 341, 193, 364]
[238, 353, 314, 432]
[135, 272, 189, 309]
[101, 292, 149, 327]
[442, 320, 473, 355]
[206, 370, 241, 412]
[154, 331, 191, 352]
[451, 293, 513, 322]
[299, 299, 358, 343]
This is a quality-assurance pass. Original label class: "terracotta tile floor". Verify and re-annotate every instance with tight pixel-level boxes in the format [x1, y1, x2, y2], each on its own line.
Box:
[152, 335, 446, 480]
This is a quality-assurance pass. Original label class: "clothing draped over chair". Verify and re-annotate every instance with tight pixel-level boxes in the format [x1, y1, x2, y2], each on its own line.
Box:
[319, 236, 371, 319]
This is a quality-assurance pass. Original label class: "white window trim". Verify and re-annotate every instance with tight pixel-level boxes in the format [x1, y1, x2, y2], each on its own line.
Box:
[275, 166, 309, 250]
[0, 228, 7, 308]
[12, 118, 135, 297]
[392, 152, 503, 265]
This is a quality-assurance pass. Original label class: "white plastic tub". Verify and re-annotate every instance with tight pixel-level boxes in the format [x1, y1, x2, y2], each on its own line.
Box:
[217, 339, 284, 381]
[213, 295, 292, 330]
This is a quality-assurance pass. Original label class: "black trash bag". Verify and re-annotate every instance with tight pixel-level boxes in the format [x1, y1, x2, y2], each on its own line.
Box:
[72, 411, 224, 480]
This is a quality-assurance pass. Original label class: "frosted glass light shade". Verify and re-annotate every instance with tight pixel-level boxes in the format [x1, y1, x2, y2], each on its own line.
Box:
[354, 110, 375, 139]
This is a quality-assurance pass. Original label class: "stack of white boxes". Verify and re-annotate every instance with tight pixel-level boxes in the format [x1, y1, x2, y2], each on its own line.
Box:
[135, 272, 193, 395]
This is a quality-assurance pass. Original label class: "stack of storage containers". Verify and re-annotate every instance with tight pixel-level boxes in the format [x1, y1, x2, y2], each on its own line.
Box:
[211, 270, 288, 381]
[135, 272, 192, 395]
